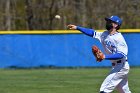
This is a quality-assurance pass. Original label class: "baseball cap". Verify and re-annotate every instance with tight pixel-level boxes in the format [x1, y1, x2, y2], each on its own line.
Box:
[105, 15, 122, 26]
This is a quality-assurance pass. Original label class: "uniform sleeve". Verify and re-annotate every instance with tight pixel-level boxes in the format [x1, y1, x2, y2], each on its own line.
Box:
[105, 53, 124, 60]
[76, 26, 95, 37]
[116, 37, 128, 56]
[92, 31, 103, 42]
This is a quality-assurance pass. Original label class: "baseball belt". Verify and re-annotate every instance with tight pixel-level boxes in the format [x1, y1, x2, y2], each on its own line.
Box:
[112, 60, 127, 66]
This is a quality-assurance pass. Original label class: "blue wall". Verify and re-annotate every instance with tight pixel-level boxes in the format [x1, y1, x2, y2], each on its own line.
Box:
[0, 33, 139, 68]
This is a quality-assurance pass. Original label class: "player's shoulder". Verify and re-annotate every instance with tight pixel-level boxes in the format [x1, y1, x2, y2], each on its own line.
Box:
[102, 30, 110, 37]
[101, 30, 109, 35]
[114, 32, 123, 38]
[103, 30, 108, 34]
[113, 32, 125, 42]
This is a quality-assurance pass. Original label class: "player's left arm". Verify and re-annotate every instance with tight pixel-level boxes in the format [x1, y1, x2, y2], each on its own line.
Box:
[104, 53, 124, 60]
[92, 46, 124, 62]
[104, 37, 128, 60]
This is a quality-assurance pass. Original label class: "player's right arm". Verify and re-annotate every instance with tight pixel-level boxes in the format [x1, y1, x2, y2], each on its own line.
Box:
[68, 25, 124, 60]
[67, 24, 103, 42]
[67, 24, 95, 37]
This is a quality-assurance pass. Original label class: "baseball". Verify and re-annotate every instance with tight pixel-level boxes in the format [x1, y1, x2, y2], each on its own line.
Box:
[55, 15, 61, 19]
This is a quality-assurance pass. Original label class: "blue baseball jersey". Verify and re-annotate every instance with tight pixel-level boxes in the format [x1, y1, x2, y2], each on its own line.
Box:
[93, 31, 128, 62]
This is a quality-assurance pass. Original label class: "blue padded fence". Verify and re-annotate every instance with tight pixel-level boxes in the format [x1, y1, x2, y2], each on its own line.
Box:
[0, 33, 139, 68]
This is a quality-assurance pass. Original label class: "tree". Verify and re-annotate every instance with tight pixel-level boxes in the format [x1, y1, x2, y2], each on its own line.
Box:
[25, 0, 34, 30]
[5, 0, 11, 30]
[0, 0, 140, 30]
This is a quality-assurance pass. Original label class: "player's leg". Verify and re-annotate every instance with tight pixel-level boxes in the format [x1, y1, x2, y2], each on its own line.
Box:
[99, 72, 123, 92]
[116, 77, 131, 93]
[100, 62, 130, 93]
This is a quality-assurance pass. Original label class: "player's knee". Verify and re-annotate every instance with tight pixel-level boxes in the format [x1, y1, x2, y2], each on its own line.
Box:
[100, 91, 106, 93]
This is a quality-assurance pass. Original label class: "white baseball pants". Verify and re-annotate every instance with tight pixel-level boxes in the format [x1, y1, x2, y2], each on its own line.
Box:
[100, 61, 131, 93]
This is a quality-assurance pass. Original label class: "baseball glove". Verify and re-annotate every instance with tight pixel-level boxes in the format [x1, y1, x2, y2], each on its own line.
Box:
[92, 45, 104, 62]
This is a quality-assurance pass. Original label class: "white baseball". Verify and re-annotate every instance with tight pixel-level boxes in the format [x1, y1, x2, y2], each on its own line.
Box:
[55, 15, 61, 19]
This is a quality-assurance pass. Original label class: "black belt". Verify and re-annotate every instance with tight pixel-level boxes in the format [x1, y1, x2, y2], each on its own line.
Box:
[112, 60, 127, 66]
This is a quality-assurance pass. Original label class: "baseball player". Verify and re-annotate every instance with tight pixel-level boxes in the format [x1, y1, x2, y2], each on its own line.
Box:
[67, 15, 131, 93]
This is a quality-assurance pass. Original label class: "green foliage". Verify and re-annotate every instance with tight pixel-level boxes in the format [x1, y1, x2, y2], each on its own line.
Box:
[0, 0, 140, 30]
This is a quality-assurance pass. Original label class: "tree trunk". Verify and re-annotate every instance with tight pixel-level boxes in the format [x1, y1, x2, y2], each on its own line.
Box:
[81, 0, 86, 26]
[25, 0, 34, 30]
[49, 0, 55, 30]
[5, 0, 11, 30]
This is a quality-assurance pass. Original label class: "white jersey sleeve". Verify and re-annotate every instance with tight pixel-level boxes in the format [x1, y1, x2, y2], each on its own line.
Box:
[116, 37, 128, 56]
[93, 31, 103, 42]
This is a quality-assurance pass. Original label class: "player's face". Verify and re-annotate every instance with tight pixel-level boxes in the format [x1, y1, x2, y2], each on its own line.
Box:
[106, 20, 113, 30]
[106, 20, 118, 30]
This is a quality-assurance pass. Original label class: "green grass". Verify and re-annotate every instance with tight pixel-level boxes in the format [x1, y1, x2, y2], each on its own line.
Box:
[0, 67, 139, 93]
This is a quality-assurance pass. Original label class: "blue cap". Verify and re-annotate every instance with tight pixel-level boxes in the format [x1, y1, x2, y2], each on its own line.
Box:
[105, 16, 122, 26]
